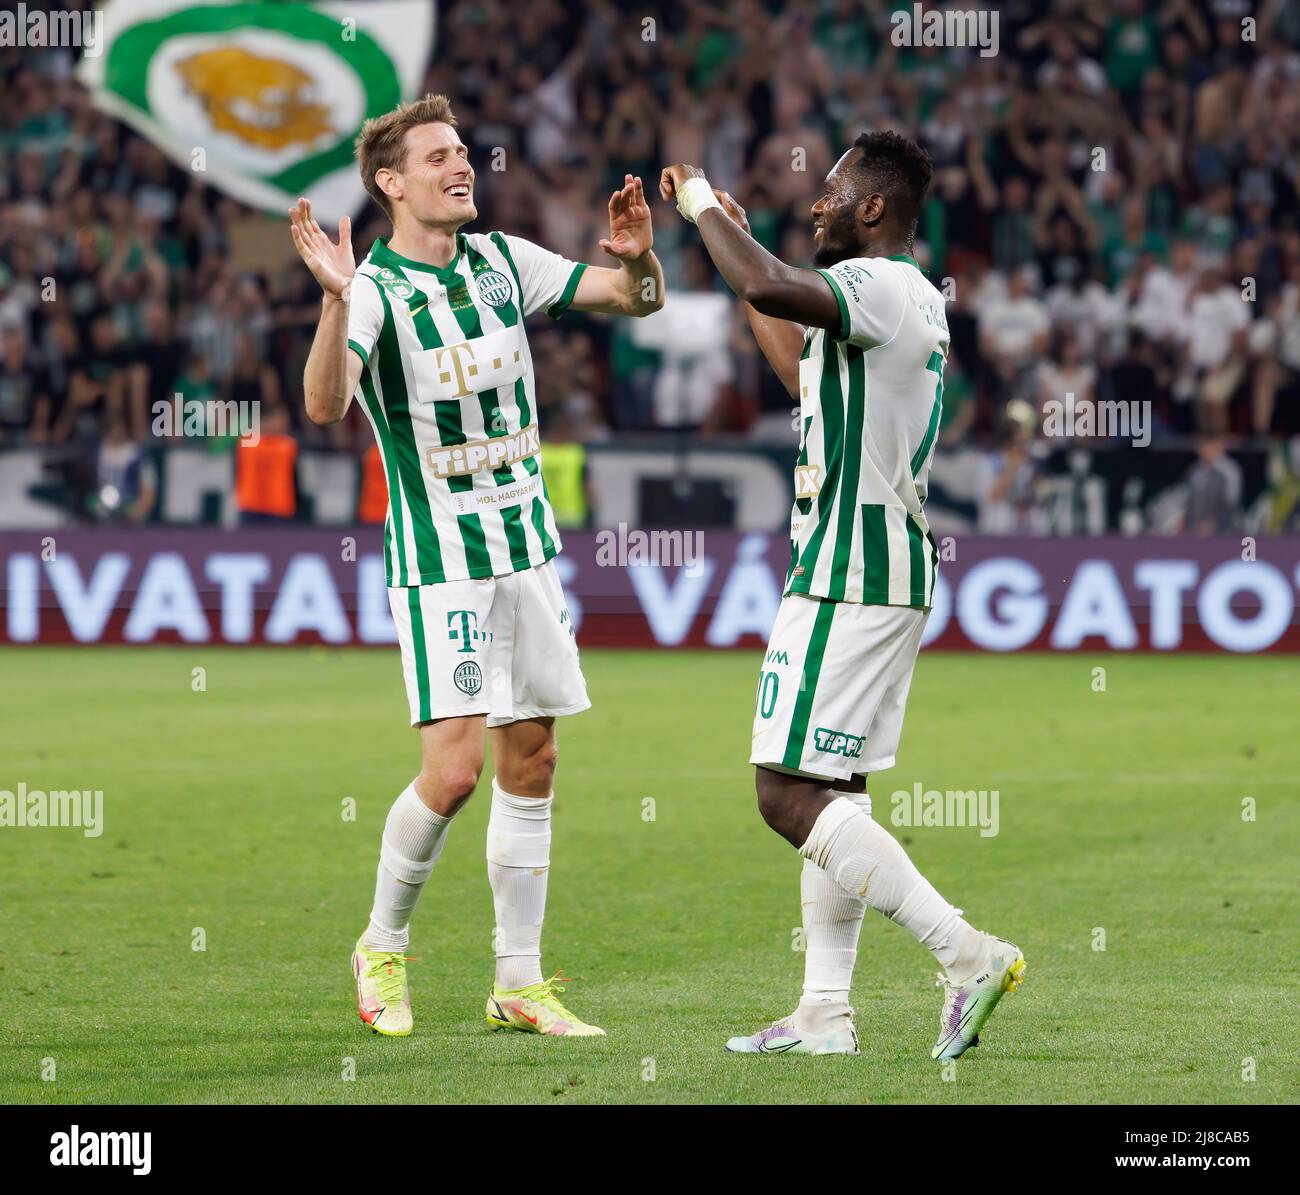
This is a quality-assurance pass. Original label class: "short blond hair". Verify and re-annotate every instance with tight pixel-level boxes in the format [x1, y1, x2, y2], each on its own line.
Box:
[355, 94, 458, 217]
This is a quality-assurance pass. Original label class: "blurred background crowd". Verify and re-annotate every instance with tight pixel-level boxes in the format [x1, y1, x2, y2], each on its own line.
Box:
[2, 0, 1299, 533]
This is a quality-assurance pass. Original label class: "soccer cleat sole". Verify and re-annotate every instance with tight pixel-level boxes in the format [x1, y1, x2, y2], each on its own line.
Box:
[724, 1040, 859, 1056]
[363, 1015, 412, 1038]
[487, 1018, 605, 1036]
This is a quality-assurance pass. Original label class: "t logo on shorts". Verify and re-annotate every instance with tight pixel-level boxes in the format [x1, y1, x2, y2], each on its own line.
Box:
[447, 610, 483, 654]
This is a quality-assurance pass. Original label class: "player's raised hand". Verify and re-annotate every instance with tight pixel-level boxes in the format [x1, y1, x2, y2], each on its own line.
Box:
[713, 189, 750, 234]
[288, 197, 355, 299]
[658, 163, 707, 204]
[600, 174, 653, 261]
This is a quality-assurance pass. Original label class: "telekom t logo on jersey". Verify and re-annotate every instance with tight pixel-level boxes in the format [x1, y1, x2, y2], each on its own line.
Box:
[434, 343, 480, 397]
[433, 342, 524, 398]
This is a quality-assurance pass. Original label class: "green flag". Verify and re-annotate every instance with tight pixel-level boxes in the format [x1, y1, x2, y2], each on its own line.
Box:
[78, 0, 436, 223]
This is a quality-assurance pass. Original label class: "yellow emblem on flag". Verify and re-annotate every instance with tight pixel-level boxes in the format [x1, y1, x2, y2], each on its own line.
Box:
[175, 47, 333, 151]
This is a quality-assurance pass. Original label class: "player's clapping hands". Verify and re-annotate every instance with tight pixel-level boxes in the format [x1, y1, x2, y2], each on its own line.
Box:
[288, 197, 356, 298]
[599, 174, 654, 261]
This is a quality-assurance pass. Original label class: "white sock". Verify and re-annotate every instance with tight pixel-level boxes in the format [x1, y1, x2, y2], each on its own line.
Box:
[364, 783, 454, 952]
[486, 779, 551, 991]
[790, 795, 873, 1029]
[795, 793, 870, 1035]
[799, 795, 987, 979]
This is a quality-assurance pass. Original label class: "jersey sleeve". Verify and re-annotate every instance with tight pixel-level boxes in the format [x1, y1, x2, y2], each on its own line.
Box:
[498, 234, 588, 319]
[815, 259, 907, 350]
[346, 273, 385, 367]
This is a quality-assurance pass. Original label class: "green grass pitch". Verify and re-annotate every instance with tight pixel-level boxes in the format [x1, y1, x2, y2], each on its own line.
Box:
[1, 646, 1296, 1105]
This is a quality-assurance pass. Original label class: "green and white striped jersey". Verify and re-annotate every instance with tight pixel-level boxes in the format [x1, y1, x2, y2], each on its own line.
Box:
[346, 233, 587, 586]
[787, 254, 948, 608]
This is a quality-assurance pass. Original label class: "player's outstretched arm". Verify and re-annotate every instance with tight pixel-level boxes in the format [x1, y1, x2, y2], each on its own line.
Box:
[710, 188, 804, 399]
[569, 175, 665, 317]
[289, 197, 362, 425]
[660, 164, 840, 334]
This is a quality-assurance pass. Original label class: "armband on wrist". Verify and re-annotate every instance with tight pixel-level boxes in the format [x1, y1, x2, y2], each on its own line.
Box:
[676, 177, 723, 225]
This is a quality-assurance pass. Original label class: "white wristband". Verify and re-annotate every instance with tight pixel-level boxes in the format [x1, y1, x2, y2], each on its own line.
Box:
[676, 176, 722, 225]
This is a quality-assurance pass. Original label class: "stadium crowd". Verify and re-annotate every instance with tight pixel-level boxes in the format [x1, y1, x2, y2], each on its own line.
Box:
[1, 0, 1299, 531]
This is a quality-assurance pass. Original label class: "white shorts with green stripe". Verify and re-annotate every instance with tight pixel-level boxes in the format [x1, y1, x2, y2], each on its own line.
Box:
[386, 559, 590, 727]
[750, 593, 929, 782]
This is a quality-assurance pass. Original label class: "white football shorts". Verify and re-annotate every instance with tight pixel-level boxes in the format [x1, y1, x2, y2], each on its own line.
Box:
[387, 559, 590, 727]
[750, 593, 928, 782]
